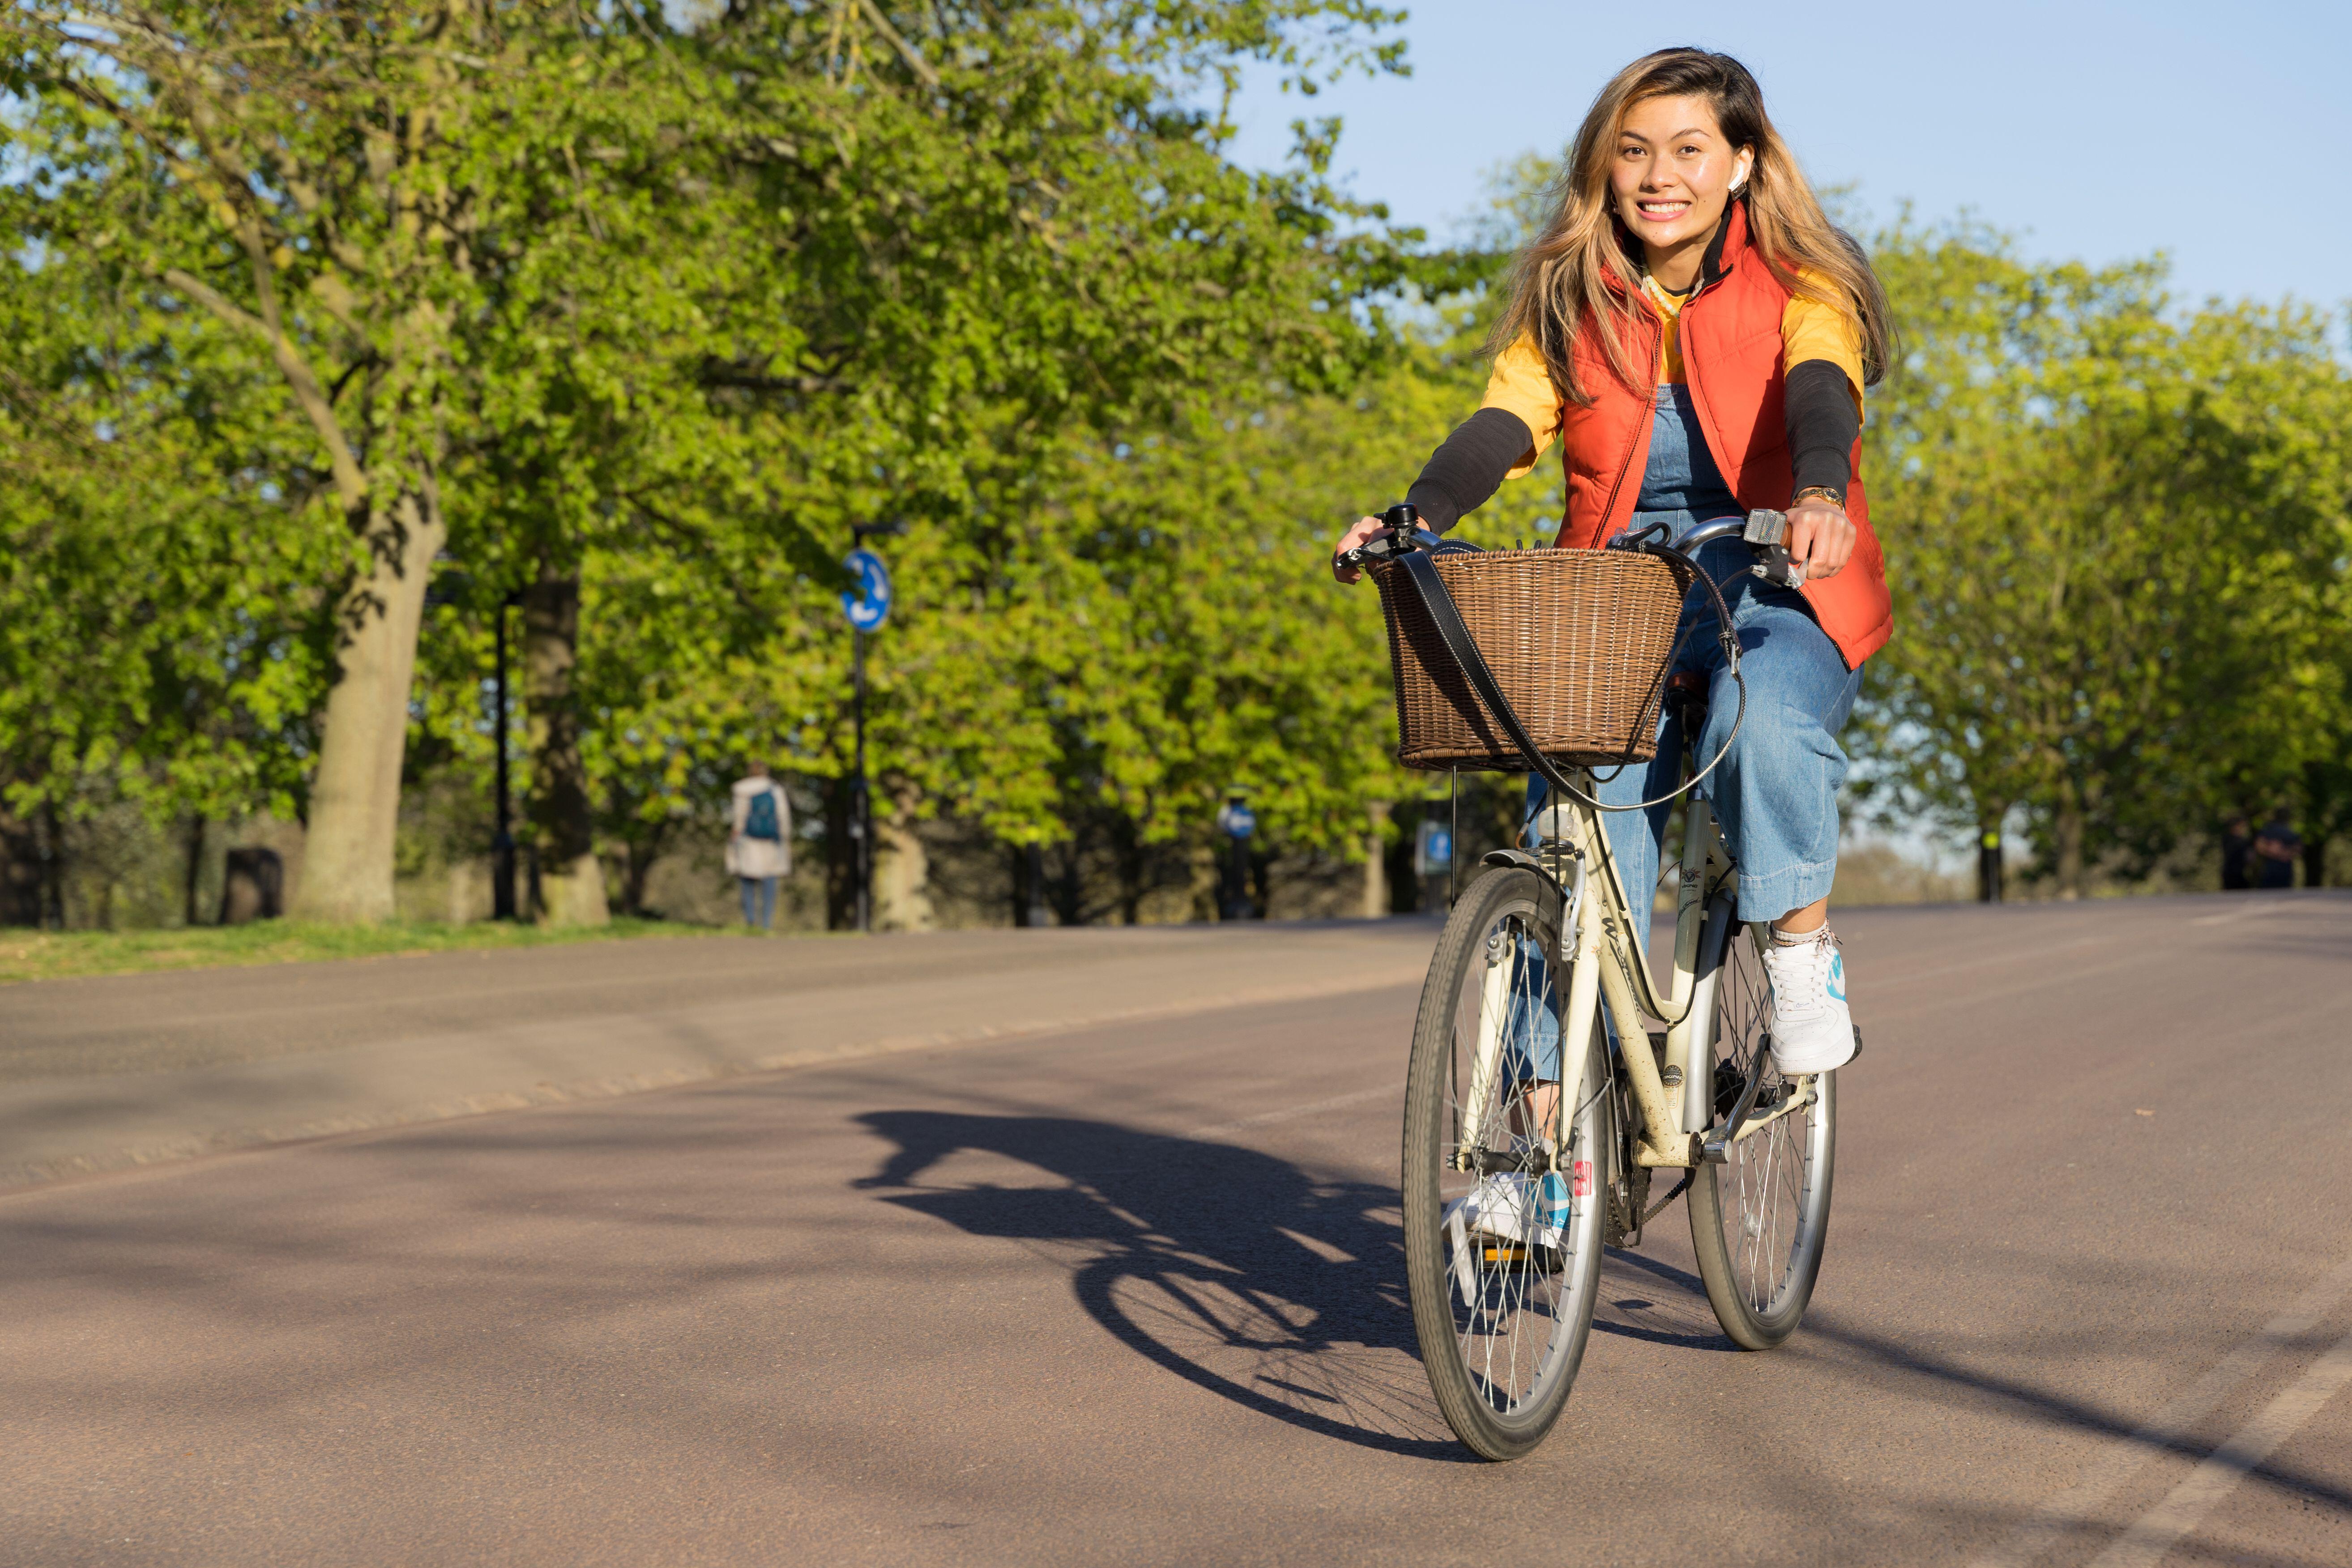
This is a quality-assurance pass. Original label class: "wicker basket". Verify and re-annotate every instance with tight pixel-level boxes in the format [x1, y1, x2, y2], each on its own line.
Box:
[1370, 547, 1692, 771]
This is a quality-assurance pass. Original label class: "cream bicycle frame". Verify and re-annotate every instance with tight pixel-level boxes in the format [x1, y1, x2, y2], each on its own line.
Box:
[1483, 767, 1815, 1175]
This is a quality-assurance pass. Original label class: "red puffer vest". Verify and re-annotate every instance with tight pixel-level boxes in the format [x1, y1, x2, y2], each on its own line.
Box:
[1551, 201, 1892, 668]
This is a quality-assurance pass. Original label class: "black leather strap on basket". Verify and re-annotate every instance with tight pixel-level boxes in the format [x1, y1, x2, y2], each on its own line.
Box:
[1392, 541, 1748, 814]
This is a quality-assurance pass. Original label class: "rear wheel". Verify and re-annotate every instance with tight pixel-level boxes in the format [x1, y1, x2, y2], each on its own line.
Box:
[1687, 919, 1836, 1349]
[1401, 867, 1608, 1461]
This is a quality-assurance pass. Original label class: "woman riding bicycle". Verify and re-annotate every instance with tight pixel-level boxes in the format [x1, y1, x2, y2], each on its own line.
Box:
[1336, 46, 1890, 1077]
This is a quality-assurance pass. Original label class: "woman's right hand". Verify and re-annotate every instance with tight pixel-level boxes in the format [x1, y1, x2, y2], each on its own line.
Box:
[1331, 515, 1384, 584]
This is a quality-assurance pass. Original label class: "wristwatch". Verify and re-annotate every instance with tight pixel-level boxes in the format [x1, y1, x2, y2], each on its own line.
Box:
[1792, 485, 1845, 508]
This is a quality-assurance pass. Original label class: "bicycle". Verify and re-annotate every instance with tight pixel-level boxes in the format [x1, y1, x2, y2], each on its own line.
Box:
[1347, 508, 1850, 1461]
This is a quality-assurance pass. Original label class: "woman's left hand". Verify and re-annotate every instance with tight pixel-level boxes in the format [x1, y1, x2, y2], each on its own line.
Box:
[1786, 498, 1854, 581]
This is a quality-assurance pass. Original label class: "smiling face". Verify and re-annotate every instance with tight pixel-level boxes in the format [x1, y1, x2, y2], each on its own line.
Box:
[1609, 93, 1754, 268]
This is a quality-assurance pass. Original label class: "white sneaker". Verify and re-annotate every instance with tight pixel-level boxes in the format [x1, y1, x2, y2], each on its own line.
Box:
[1443, 1171, 1570, 1250]
[1760, 927, 1859, 1074]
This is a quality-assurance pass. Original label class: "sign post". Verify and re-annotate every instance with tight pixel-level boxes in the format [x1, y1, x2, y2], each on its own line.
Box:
[842, 531, 898, 933]
[1216, 790, 1257, 920]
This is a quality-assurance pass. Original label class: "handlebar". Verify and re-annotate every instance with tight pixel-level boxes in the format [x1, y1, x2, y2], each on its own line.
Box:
[1336, 503, 1480, 572]
[1337, 505, 1806, 588]
[1646, 508, 1805, 587]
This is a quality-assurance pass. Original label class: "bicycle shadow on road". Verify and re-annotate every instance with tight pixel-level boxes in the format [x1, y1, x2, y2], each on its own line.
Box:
[852, 1109, 1475, 1461]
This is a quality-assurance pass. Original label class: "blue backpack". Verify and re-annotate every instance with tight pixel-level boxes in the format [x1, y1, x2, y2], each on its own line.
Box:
[744, 788, 782, 842]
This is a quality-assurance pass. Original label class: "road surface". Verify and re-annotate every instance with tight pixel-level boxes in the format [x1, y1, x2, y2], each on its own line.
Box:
[4, 894, 2349, 1565]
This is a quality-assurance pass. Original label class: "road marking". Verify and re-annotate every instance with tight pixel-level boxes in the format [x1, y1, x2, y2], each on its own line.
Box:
[2187, 901, 2296, 927]
[1187, 1083, 1399, 1140]
[1870, 934, 2110, 991]
[2087, 1324, 2352, 1568]
[1969, 1248, 2352, 1568]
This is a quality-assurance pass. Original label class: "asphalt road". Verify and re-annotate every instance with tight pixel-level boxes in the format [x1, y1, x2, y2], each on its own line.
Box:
[0, 921, 1437, 1187]
[4, 894, 2350, 1565]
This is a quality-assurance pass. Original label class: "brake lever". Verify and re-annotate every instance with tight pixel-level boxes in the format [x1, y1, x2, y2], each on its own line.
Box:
[1339, 498, 1460, 572]
[1743, 507, 1806, 588]
[1339, 501, 1419, 577]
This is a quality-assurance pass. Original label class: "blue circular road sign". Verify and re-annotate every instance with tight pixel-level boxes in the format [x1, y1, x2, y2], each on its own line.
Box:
[842, 547, 893, 632]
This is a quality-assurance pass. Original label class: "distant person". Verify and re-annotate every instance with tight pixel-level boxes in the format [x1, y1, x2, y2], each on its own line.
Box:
[2254, 813, 2301, 890]
[727, 763, 792, 930]
[2220, 814, 2253, 891]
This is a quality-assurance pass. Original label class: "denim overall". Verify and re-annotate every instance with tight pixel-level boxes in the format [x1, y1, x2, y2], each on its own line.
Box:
[1506, 387, 1863, 1083]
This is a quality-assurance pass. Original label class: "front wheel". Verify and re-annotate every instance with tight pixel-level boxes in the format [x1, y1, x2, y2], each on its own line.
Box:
[1401, 867, 1608, 1461]
[1687, 919, 1837, 1349]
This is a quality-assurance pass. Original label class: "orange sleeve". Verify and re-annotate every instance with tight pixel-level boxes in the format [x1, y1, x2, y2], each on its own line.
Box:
[1781, 272, 1866, 423]
[1478, 335, 1564, 479]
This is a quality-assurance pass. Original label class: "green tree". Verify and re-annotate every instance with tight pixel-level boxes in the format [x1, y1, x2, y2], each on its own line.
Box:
[9, 0, 575, 919]
[498, 0, 1419, 923]
[1861, 221, 2352, 893]
[0, 206, 337, 915]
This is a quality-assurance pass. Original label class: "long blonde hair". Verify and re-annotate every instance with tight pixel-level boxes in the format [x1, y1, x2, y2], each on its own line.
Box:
[1490, 47, 1892, 406]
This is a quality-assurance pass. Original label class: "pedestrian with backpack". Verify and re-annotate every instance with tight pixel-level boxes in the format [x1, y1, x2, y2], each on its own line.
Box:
[727, 762, 793, 931]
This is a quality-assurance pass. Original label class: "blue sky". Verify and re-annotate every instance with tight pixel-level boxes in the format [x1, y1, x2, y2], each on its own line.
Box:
[1224, 0, 2351, 312]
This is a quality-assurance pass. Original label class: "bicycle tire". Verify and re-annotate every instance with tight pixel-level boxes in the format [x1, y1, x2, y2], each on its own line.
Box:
[1686, 917, 1837, 1349]
[1402, 866, 1608, 1461]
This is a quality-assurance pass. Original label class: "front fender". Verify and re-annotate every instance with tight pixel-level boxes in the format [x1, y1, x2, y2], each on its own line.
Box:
[1480, 848, 1573, 910]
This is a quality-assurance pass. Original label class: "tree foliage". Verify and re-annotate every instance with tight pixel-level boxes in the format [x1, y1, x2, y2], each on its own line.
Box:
[1861, 221, 2352, 892]
[3, 15, 2347, 929]
[1, 0, 1426, 922]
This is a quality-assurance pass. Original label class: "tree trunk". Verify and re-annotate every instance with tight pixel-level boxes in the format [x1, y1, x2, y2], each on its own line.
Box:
[1362, 802, 1391, 918]
[2301, 764, 2331, 888]
[521, 565, 608, 927]
[2053, 790, 2086, 901]
[1114, 817, 1146, 925]
[183, 814, 207, 927]
[873, 785, 934, 931]
[38, 803, 64, 929]
[1385, 812, 1421, 914]
[1049, 842, 1084, 927]
[1187, 838, 1219, 923]
[1011, 842, 1050, 927]
[0, 810, 42, 927]
[292, 492, 447, 923]
[618, 825, 667, 917]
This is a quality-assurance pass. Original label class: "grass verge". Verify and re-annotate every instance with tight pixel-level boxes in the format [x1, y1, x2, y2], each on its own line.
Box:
[0, 917, 733, 986]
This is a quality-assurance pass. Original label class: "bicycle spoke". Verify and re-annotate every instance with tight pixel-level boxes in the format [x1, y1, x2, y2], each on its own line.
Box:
[1407, 865, 1610, 1457]
[1434, 905, 1587, 1417]
[1699, 925, 1833, 1336]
